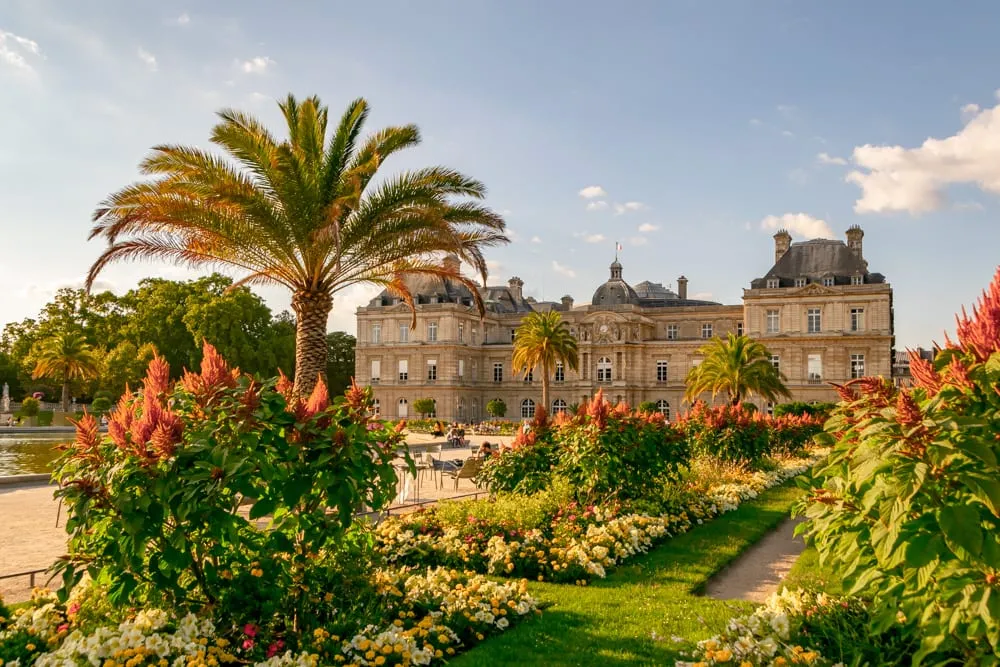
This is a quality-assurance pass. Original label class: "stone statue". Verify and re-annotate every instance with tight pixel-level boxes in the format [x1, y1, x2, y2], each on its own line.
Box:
[2, 382, 8, 413]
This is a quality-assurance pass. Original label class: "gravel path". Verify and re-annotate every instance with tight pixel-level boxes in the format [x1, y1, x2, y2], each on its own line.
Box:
[702, 517, 806, 603]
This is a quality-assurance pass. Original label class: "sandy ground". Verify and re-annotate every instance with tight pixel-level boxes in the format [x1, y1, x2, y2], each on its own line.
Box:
[0, 433, 512, 604]
[703, 517, 806, 603]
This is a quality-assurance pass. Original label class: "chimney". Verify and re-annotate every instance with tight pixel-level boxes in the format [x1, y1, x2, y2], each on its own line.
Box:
[846, 225, 864, 260]
[507, 276, 524, 301]
[442, 254, 461, 274]
[773, 229, 792, 264]
[560, 294, 574, 310]
[677, 275, 688, 300]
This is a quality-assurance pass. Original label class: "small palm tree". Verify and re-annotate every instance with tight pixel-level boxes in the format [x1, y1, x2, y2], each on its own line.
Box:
[88, 95, 507, 397]
[512, 311, 579, 414]
[32, 331, 101, 413]
[684, 333, 790, 406]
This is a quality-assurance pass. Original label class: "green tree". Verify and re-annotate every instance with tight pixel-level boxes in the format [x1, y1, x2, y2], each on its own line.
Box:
[31, 331, 101, 413]
[88, 94, 507, 397]
[183, 284, 281, 376]
[684, 333, 790, 406]
[486, 398, 507, 418]
[636, 401, 658, 414]
[99, 341, 158, 398]
[413, 398, 436, 419]
[325, 331, 356, 395]
[511, 311, 579, 414]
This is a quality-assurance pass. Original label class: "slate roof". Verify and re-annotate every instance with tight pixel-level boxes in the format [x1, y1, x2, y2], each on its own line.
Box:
[749, 239, 886, 288]
[369, 276, 534, 313]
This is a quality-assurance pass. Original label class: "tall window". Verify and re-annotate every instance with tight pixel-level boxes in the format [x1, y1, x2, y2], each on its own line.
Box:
[397, 398, 408, 418]
[656, 360, 668, 383]
[524, 368, 533, 383]
[456, 398, 465, 419]
[807, 354, 822, 381]
[850, 308, 865, 332]
[372, 399, 380, 417]
[458, 322, 464, 342]
[656, 400, 670, 420]
[736, 322, 744, 336]
[766, 309, 780, 334]
[765, 402, 774, 416]
[458, 359, 465, 377]
[807, 308, 821, 333]
[398, 359, 408, 382]
[597, 357, 612, 383]
[493, 362, 503, 383]
[427, 321, 438, 342]
[370, 359, 381, 383]
[426, 359, 437, 381]
[555, 361, 565, 382]
[667, 324, 678, 340]
[510, 328, 516, 343]
[370, 323, 381, 343]
[552, 399, 567, 414]
[521, 399, 536, 419]
[398, 324, 408, 343]
[770, 354, 780, 372]
[472, 327, 478, 344]
[701, 323, 713, 339]
[766, 278, 779, 289]
[850, 354, 865, 379]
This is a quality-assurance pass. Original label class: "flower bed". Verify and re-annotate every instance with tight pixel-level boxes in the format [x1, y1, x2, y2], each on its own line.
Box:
[1, 567, 539, 666]
[376, 454, 822, 585]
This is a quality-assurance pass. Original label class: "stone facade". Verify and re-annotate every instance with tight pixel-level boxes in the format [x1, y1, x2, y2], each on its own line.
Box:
[355, 226, 894, 421]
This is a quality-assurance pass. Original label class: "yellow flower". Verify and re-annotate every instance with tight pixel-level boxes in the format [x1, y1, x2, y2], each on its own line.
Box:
[374, 657, 386, 666]
[26, 644, 36, 651]
[715, 648, 733, 662]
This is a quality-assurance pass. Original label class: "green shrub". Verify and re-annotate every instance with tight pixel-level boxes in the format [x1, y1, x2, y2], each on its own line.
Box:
[636, 401, 658, 414]
[90, 396, 113, 413]
[18, 396, 39, 417]
[412, 397, 436, 418]
[798, 269, 1000, 664]
[36, 410, 53, 426]
[486, 398, 506, 418]
[53, 342, 403, 633]
[435, 480, 573, 534]
[678, 402, 771, 464]
[773, 400, 836, 419]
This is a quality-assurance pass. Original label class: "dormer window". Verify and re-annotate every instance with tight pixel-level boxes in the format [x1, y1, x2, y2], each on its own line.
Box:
[794, 277, 806, 288]
[851, 274, 863, 286]
[822, 277, 834, 287]
[766, 278, 779, 289]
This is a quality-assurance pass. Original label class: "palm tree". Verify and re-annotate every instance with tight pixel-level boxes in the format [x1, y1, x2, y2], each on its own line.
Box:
[512, 311, 579, 414]
[88, 95, 507, 397]
[32, 331, 101, 413]
[684, 333, 790, 406]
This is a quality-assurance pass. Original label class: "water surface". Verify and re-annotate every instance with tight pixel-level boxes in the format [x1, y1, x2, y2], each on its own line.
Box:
[0, 435, 68, 477]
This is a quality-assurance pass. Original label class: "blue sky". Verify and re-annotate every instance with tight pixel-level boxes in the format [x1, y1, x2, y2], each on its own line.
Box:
[2, 0, 999, 348]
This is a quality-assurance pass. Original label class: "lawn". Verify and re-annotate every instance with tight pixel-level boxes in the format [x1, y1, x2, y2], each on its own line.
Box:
[452, 482, 804, 666]
[779, 545, 844, 596]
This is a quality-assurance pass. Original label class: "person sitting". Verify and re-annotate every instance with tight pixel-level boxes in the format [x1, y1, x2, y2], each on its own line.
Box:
[432, 421, 444, 437]
[478, 441, 494, 459]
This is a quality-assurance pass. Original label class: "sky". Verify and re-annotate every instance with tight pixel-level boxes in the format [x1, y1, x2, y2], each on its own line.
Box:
[2, 0, 1000, 349]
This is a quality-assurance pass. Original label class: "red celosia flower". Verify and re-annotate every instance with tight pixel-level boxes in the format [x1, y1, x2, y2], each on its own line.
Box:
[895, 390, 923, 428]
[944, 356, 975, 391]
[276, 369, 295, 402]
[69, 412, 102, 463]
[143, 354, 171, 395]
[832, 382, 859, 403]
[954, 267, 1000, 363]
[908, 352, 942, 395]
[304, 375, 330, 418]
[344, 377, 368, 413]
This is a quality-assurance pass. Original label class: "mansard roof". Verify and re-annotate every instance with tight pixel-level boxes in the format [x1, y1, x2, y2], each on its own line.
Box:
[750, 239, 886, 288]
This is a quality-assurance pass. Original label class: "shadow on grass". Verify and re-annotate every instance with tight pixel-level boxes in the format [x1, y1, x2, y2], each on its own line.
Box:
[451, 482, 802, 666]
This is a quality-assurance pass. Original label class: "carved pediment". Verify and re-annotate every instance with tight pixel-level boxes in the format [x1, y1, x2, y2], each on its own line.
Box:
[795, 283, 839, 296]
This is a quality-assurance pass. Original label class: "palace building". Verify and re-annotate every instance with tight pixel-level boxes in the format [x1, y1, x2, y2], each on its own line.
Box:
[354, 225, 894, 422]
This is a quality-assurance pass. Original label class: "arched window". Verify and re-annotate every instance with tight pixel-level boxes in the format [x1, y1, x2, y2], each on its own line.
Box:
[552, 399, 567, 414]
[457, 398, 465, 420]
[372, 398, 381, 417]
[398, 398, 408, 418]
[471, 398, 479, 421]
[656, 400, 670, 421]
[521, 398, 536, 419]
[597, 357, 612, 383]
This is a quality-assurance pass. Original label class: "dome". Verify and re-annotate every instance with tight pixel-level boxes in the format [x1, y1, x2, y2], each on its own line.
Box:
[591, 259, 640, 306]
[633, 280, 678, 301]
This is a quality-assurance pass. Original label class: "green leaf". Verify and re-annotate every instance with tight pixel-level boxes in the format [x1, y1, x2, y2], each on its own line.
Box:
[937, 504, 984, 557]
[249, 497, 277, 520]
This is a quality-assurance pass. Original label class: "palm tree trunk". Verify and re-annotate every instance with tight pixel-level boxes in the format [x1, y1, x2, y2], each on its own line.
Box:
[540, 360, 550, 418]
[61, 381, 70, 414]
[291, 290, 334, 398]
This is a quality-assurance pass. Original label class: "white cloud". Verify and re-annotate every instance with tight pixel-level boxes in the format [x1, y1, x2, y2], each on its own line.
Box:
[691, 291, 714, 301]
[628, 236, 647, 246]
[817, 152, 847, 166]
[585, 200, 608, 211]
[137, 48, 157, 71]
[847, 100, 1000, 214]
[175, 12, 191, 25]
[582, 233, 605, 243]
[241, 56, 274, 74]
[530, 235, 542, 244]
[954, 200, 985, 212]
[776, 104, 796, 118]
[0, 29, 42, 75]
[552, 261, 576, 278]
[506, 228, 520, 242]
[759, 213, 835, 239]
[485, 260, 504, 280]
[614, 201, 646, 215]
[749, 118, 762, 127]
[961, 103, 980, 123]
[637, 223, 659, 233]
[578, 185, 607, 199]
[781, 130, 794, 138]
